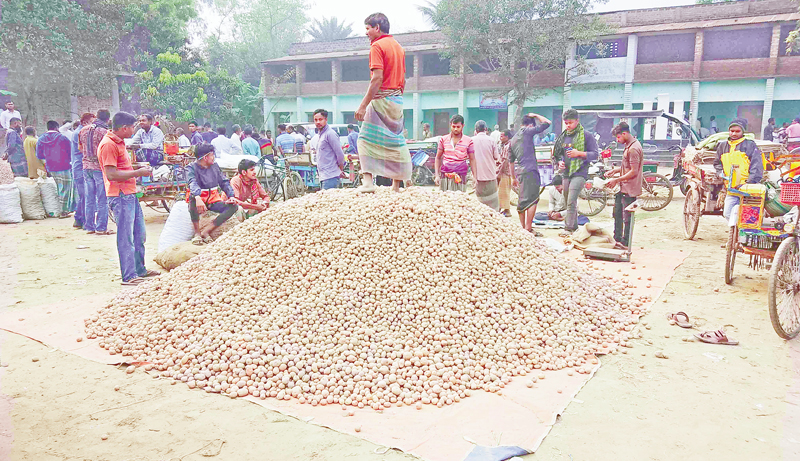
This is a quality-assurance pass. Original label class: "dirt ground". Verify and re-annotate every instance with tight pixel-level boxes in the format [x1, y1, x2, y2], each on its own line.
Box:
[2, 188, 800, 461]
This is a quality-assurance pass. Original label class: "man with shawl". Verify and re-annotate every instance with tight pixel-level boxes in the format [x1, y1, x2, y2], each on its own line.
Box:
[552, 109, 599, 234]
[508, 113, 551, 235]
[355, 13, 412, 193]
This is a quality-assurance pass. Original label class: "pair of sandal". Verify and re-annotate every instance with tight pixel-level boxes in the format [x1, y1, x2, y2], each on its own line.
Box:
[191, 235, 214, 246]
[666, 312, 739, 345]
[87, 230, 116, 235]
[121, 270, 160, 286]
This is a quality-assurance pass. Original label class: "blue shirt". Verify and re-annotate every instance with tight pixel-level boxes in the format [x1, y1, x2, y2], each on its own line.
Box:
[191, 131, 204, 145]
[242, 137, 260, 157]
[315, 124, 345, 182]
[347, 131, 359, 155]
[71, 129, 83, 173]
[275, 132, 295, 153]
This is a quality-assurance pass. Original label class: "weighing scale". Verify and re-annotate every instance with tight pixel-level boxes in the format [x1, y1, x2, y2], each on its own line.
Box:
[582, 200, 641, 262]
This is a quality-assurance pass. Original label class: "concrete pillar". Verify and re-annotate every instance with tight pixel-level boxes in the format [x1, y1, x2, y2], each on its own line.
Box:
[692, 31, 704, 80]
[111, 76, 121, 114]
[295, 63, 304, 96]
[643, 100, 653, 140]
[763, 78, 775, 139]
[655, 93, 669, 139]
[294, 96, 303, 123]
[623, 83, 633, 111]
[413, 54, 420, 79]
[263, 97, 275, 133]
[689, 81, 700, 126]
[458, 89, 466, 118]
[332, 95, 340, 124]
[769, 24, 781, 75]
[413, 92, 421, 140]
[332, 60, 340, 95]
[672, 99, 684, 119]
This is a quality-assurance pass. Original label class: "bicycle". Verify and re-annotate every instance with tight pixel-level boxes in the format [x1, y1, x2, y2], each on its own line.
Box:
[255, 154, 305, 202]
[578, 161, 674, 216]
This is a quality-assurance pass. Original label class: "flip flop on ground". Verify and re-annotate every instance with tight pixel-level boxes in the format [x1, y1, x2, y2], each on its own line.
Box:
[94, 230, 116, 235]
[666, 311, 692, 328]
[694, 330, 739, 345]
[191, 236, 205, 246]
[141, 270, 160, 278]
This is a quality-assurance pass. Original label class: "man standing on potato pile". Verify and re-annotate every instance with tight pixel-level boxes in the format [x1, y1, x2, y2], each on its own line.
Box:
[508, 113, 551, 235]
[434, 114, 473, 193]
[186, 143, 238, 245]
[97, 112, 157, 286]
[355, 12, 412, 193]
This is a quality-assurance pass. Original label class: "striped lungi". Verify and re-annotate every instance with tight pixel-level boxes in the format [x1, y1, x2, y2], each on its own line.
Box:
[476, 179, 499, 211]
[498, 175, 512, 210]
[357, 90, 412, 181]
[440, 172, 467, 192]
[517, 169, 541, 213]
[51, 169, 75, 215]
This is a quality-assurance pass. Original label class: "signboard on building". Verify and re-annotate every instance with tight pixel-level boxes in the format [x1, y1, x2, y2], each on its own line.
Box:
[479, 92, 507, 110]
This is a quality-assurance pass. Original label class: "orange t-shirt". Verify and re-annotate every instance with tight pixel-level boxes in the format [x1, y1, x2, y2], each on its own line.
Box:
[369, 35, 405, 92]
[97, 131, 137, 197]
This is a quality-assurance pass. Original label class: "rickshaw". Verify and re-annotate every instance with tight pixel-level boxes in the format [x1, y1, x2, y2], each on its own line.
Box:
[683, 140, 793, 239]
[722, 178, 800, 339]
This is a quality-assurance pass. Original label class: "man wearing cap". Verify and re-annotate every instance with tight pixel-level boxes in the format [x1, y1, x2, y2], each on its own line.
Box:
[186, 143, 238, 245]
[713, 118, 763, 226]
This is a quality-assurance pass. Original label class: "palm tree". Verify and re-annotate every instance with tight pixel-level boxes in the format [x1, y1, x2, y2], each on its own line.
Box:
[306, 17, 354, 42]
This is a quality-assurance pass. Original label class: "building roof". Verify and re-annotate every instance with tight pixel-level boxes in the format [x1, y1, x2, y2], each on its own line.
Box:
[263, 0, 797, 65]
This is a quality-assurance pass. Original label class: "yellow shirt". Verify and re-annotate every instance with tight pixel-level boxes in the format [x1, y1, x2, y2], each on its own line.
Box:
[23, 136, 45, 179]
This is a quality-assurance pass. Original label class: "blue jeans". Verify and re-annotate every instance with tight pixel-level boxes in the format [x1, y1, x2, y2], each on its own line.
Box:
[84, 169, 109, 232]
[108, 193, 147, 282]
[321, 177, 341, 190]
[72, 166, 85, 227]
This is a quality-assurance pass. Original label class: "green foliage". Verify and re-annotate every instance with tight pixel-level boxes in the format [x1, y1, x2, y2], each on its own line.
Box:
[204, 0, 308, 86]
[307, 17, 354, 42]
[419, 0, 610, 125]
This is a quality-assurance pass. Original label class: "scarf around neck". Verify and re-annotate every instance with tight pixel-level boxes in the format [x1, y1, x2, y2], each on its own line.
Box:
[554, 124, 586, 177]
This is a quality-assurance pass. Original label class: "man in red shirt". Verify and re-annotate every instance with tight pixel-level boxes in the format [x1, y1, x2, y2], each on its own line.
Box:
[97, 111, 157, 285]
[355, 13, 412, 193]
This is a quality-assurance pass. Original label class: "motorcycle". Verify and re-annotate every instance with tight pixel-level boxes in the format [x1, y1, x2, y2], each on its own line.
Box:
[411, 149, 436, 186]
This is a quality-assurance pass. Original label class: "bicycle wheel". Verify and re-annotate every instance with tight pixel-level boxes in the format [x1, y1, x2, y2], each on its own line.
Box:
[412, 166, 427, 186]
[683, 186, 701, 240]
[577, 188, 607, 217]
[768, 236, 800, 339]
[639, 173, 674, 211]
[725, 226, 737, 285]
[679, 179, 689, 196]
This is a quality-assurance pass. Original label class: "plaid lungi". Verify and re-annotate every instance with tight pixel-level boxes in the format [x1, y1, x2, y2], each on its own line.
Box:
[356, 90, 412, 181]
[51, 170, 75, 215]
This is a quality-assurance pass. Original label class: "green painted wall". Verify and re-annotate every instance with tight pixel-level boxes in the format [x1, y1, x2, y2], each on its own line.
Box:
[771, 100, 799, 127]
[698, 80, 767, 102]
[773, 78, 800, 101]
[571, 84, 625, 107]
[631, 82, 692, 103]
[697, 101, 755, 133]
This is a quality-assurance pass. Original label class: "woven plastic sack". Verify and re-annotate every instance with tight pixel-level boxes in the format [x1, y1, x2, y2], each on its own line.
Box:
[14, 177, 46, 220]
[0, 159, 14, 185]
[38, 176, 60, 217]
[0, 183, 23, 224]
[154, 241, 204, 271]
[157, 201, 195, 253]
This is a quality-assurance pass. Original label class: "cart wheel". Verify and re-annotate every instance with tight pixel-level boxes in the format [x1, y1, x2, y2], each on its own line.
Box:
[283, 176, 298, 200]
[679, 179, 689, 196]
[768, 236, 800, 339]
[161, 200, 171, 213]
[289, 171, 306, 197]
[577, 188, 607, 217]
[683, 186, 701, 240]
[639, 173, 674, 211]
[724, 225, 737, 285]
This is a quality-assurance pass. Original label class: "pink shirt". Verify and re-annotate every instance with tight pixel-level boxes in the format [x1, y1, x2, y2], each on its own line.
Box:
[471, 132, 499, 181]
[437, 134, 474, 175]
[787, 122, 800, 139]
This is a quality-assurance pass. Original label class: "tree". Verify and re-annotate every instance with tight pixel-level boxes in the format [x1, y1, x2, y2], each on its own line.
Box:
[0, 0, 128, 125]
[788, 3, 800, 54]
[419, 0, 611, 127]
[204, 0, 308, 86]
[306, 17, 354, 42]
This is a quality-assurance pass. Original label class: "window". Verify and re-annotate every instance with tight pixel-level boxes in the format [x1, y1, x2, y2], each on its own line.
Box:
[406, 55, 414, 78]
[780, 24, 800, 57]
[266, 65, 294, 82]
[422, 53, 451, 76]
[341, 59, 370, 81]
[703, 27, 772, 60]
[637, 33, 696, 64]
[305, 61, 332, 82]
[578, 38, 628, 60]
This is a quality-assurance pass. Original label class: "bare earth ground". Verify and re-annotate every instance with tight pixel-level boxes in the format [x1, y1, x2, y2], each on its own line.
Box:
[1, 188, 800, 461]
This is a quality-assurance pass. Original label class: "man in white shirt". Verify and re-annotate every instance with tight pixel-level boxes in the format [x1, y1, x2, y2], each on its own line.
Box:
[489, 124, 502, 146]
[547, 175, 566, 221]
[130, 113, 165, 166]
[176, 128, 191, 148]
[0, 102, 21, 153]
[230, 124, 243, 155]
[472, 120, 500, 211]
[210, 126, 233, 157]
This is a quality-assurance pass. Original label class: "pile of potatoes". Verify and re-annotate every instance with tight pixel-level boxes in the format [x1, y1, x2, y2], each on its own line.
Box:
[86, 188, 644, 409]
